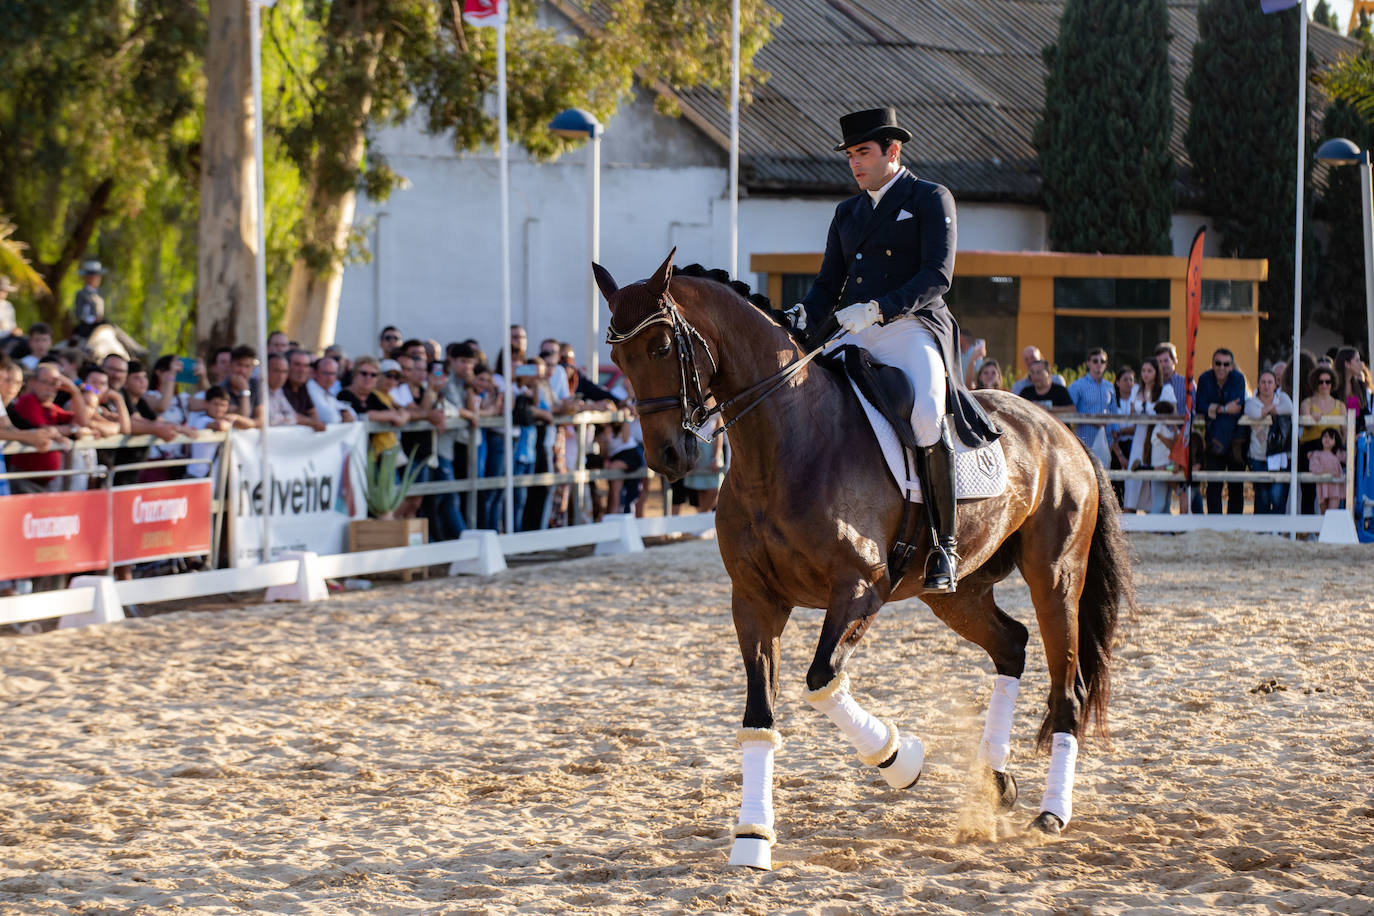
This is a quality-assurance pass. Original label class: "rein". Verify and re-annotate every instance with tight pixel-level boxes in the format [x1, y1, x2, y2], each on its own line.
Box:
[606, 291, 831, 441]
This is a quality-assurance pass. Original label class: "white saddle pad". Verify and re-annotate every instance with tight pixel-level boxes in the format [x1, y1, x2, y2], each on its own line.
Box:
[849, 380, 1009, 502]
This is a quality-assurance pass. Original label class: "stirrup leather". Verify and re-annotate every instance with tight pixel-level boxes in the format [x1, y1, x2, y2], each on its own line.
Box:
[915, 416, 959, 593]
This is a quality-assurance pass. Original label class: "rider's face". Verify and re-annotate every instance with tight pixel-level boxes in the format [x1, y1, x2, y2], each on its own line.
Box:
[845, 140, 900, 192]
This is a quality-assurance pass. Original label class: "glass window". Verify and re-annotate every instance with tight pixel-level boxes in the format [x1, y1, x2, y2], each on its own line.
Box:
[1201, 279, 1252, 312]
[947, 276, 1019, 375]
[1054, 278, 1169, 311]
[1055, 316, 1171, 374]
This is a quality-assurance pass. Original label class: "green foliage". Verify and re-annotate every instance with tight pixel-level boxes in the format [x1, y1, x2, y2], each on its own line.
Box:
[1309, 89, 1374, 337]
[1033, 0, 1175, 255]
[1186, 0, 1310, 361]
[1312, 0, 1340, 31]
[366, 446, 423, 518]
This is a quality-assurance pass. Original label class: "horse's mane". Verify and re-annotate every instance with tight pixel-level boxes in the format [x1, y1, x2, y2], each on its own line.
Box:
[674, 263, 807, 345]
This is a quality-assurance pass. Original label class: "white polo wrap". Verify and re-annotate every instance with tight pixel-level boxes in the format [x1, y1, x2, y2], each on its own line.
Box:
[734, 728, 781, 846]
[978, 674, 1020, 772]
[804, 672, 899, 767]
[1039, 732, 1078, 827]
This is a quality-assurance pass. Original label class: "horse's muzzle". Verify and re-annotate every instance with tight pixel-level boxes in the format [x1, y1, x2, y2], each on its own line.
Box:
[654, 436, 700, 481]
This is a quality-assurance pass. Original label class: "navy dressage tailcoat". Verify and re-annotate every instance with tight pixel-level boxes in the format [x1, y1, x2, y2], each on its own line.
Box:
[799, 170, 998, 447]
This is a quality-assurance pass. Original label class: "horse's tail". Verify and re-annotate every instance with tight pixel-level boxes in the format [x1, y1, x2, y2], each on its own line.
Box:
[1040, 451, 1138, 750]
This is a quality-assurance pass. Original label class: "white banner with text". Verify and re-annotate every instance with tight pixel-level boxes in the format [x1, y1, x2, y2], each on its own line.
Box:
[229, 425, 368, 566]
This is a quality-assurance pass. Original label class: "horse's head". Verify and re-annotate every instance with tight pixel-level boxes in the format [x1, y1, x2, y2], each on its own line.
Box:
[596, 248, 706, 480]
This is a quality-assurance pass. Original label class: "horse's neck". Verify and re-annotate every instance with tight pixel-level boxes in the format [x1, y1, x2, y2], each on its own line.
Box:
[689, 292, 848, 477]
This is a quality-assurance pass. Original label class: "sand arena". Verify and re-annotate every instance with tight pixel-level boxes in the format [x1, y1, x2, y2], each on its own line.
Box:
[1, 531, 1372, 913]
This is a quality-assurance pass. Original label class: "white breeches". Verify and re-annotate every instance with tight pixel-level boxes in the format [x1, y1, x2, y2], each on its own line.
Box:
[838, 317, 946, 447]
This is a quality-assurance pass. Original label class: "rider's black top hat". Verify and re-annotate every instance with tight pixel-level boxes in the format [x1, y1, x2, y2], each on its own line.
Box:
[833, 107, 913, 151]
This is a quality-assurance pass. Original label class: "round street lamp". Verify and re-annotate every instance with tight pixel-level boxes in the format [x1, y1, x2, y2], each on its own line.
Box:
[550, 109, 604, 384]
[1316, 137, 1374, 374]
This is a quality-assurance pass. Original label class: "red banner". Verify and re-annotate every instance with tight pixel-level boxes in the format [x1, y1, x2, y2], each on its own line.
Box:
[111, 480, 213, 565]
[0, 489, 110, 580]
[462, 0, 506, 26]
[1172, 226, 1206, 475]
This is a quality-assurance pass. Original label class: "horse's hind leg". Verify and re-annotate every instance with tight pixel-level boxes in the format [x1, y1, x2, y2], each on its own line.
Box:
[1019, 529, 1093, 835]
[923, 585, 1029, 811]
[728, 588, 791, 870]
[804, 581, 924, 790]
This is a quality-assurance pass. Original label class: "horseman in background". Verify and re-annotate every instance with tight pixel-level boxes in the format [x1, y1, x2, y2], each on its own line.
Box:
[784, 107, 998, 593]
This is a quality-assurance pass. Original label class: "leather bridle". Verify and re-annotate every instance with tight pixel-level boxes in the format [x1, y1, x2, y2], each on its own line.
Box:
[606, 291, 831, 441]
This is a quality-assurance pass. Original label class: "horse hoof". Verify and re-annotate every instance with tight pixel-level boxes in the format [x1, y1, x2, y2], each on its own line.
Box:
[728, 836, 772, 870]
[991, 768, 1017, 811]
[1031, 811, 1064, 835]
[879, 735, 925, 789]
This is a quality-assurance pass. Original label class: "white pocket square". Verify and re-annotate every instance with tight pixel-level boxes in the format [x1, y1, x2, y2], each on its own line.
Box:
[896, 209, 913, 222]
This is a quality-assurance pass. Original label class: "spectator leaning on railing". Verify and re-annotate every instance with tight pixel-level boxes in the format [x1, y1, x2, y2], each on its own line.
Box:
[1068, 347, 1115, 463]
[1195, 347, 1248, 515]
[1243, 369, 1293, 515]
[6, 364, 90, 493]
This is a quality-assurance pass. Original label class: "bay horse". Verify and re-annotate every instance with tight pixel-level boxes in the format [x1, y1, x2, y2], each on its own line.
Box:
[596, 251, 1136, 870]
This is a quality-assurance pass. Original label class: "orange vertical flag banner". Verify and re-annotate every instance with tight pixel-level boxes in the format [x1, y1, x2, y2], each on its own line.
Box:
[1172, 227, 1205, 476]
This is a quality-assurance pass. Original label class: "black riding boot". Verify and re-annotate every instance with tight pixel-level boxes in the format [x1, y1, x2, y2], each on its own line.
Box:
[915, 416, 959, 593]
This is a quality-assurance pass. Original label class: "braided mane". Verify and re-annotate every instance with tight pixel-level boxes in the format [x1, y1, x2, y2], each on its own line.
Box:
[674, 263, 807, 345]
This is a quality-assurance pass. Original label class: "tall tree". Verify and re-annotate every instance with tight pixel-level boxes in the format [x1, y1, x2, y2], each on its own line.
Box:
[1312, 0, 1340, 32]
[255, 0, 780, 350]
[1186, 0, 1310, 361]
[1033, 0, 1175, 255]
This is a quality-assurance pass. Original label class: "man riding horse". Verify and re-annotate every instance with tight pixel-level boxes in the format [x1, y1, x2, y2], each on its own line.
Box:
[784, 107, 998, 593]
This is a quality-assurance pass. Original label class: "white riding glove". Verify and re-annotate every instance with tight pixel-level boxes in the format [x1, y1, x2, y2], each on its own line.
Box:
[783, 303, 808, 332]
[836, 300, 882, 335]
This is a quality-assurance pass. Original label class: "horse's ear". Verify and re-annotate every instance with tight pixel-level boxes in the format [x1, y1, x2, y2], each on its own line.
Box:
[593, 263, 618, 302]
[646, 247, 676, 298]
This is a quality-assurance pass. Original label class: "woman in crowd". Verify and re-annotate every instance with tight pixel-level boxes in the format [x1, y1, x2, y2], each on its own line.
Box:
[972, 358, 1003, 391]
[338, 355, 408, 462]
[1298, 365, 1345, 514]
[1243, 369, 1293, 515]
[1107, 365, 1135, 505]
[1333, 346, 1372, 430]
[1123, 357, 1163, 512]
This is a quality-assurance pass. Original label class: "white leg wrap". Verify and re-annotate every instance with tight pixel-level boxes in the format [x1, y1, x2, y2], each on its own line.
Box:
[1039, 732, 1078, 827]
[730, 728, 780, 869]
[804, 672, 897, 766]
[977, 675, 1020, 772]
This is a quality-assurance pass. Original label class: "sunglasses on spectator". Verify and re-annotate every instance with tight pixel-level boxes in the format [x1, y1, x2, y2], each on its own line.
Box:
[1214, 360, 1232, 368]
[382, 334, 400, 342]
[1317, 377, 1333, 385]
[356, 369, 378, 378]
[1088, 357, 1105, 364]
[540, 350, 558, 358]
[384, 371, 402, 380]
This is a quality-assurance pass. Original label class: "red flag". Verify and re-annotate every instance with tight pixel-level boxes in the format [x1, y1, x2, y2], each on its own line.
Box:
[1172, 227, 1205, 477]
[462, 0, 506, 27]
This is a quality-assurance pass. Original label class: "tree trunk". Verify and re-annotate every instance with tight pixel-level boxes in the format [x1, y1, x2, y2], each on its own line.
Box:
[281, 173, 362, 353]
[282, 5, 382, 353]
[196, 0, 259, 355]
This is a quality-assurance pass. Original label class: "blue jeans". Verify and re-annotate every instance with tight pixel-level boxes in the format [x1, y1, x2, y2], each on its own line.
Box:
[480, 430, 507, 530]
[430, 455, 467, 541]
[1150, 478, 1172, 514]
[1249, 458, 1288, 514]
[512, 458, 533, 531]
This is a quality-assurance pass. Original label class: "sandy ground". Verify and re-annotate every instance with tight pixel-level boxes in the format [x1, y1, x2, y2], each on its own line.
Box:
[1, 532, 1373, 914]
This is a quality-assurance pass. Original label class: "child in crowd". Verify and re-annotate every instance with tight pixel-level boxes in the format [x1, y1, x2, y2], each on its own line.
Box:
[1309, 427, 1346, 511]
[187, 387, 232, 479]
[1148, 400, 1177, 514]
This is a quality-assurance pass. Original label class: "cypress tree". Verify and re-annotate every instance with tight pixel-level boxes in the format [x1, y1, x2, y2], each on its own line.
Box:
[1186, 0, 1311, 361]
[1311, 91, 1374, 337]
[1034, 0, 1175, 255]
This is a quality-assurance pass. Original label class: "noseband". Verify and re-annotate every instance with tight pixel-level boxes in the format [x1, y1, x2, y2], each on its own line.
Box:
[606, 291, 830, 440]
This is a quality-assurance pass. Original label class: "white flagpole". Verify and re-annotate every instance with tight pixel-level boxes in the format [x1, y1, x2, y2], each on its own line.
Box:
[250, 0, 275, 562]
[498, 17, 515, 533]
[729, 0, 740, 277]
[1288, 0, 1307, 533]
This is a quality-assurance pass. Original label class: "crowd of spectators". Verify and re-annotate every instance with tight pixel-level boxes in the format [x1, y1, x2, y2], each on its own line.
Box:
[965, 339, 1373, 516]
[0, 308, 665, 560]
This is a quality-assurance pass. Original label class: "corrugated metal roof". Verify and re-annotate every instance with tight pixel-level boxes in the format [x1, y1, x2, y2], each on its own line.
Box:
[641, 0, 1361, 202]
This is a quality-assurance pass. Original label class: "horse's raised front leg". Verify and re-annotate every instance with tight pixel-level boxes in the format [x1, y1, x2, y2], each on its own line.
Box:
[728, 587, 791, 870]
[923, 586, 1029, 811]
[803, 580, 924, 791]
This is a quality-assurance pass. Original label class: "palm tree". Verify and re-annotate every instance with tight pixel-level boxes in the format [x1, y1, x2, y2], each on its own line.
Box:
[0, 217, 49, 295]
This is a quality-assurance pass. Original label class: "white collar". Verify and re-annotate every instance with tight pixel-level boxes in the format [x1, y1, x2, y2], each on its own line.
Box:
[867, 167, 907, 207]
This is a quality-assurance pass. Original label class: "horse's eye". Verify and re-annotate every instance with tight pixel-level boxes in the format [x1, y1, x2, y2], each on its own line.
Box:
[652, 341, 671, 359]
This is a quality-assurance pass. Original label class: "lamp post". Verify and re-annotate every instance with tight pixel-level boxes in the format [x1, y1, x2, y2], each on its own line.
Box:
[549, 108, 603, 383]
[1316, 136, 1374, 371]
